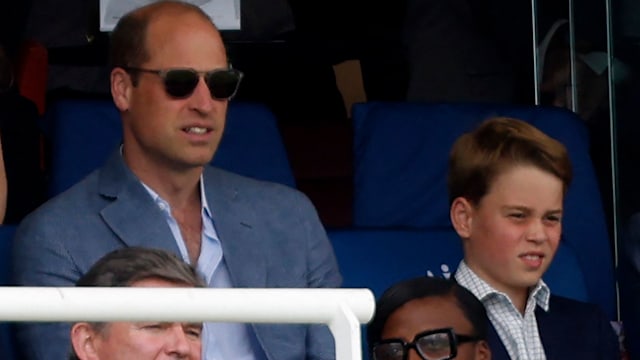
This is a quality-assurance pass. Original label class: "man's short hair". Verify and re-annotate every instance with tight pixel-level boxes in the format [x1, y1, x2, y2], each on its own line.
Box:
[447, 116, 572, 205]
[76, 246, 205, 288]
[109, 0, 216, 82]
[366, 276, 488, 353]
[68, 247, 204, 360]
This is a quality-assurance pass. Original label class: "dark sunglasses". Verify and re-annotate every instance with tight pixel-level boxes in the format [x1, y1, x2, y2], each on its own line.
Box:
[371, 327, 481, 360]
[123, 66, 243, 100]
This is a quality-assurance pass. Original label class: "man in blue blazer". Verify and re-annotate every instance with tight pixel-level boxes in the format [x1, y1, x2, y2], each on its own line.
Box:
[11, 1, 342, 359]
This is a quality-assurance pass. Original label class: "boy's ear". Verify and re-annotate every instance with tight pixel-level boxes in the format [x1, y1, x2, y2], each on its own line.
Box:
[450, 197, 473, 238]
[70, 323, 101, 360]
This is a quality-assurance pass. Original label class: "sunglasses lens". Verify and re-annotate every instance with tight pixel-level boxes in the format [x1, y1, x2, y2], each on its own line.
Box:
[164, 70, 200, 97]
[206, 69, 242, 99]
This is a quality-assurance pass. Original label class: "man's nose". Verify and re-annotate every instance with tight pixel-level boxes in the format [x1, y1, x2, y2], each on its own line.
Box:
[187, 77, 215, 114]
[164, 323, 195, 358]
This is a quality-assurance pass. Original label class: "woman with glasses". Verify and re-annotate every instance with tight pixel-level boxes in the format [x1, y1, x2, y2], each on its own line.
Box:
[367, 276, 491, 360]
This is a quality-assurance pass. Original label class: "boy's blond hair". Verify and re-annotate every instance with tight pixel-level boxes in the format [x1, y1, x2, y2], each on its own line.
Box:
[448, 117, 572, 205]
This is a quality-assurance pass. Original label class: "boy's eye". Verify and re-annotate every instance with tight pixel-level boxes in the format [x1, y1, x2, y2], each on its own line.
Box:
[509, 213, 525, 219]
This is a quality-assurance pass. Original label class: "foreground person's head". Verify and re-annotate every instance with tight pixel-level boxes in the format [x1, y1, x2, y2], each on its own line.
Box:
[367, 277, 491, 360]
[69, 247, 205, 360]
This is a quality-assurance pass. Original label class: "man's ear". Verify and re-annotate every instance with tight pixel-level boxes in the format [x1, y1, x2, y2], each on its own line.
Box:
[70, 323, 101, 360]
[111, 67, 132, 112]
[450, 197, 473, 238]
[475, 340, 491, 360]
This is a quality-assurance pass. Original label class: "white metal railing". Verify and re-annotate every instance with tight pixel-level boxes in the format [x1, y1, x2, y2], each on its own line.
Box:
[0, 287, 375, 360]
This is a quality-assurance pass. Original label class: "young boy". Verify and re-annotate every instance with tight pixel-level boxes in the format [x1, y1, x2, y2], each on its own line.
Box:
[448, 117, 619, 359]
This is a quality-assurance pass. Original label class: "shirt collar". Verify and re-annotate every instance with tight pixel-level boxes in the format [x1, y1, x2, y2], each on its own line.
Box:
[455, 260, 551, 312]
[139, 174, 211, 220]
[199, 174, 212, 219]
[120, 144, 212, 217]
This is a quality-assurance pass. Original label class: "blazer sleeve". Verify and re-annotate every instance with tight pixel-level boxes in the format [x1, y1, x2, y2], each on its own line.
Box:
[299, 192, 342, 290]
[294, 190, 342, 360]
[11, 211, 81, 360]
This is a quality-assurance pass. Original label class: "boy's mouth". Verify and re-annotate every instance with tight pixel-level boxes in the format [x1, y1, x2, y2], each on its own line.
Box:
[519, 253, 545, 268]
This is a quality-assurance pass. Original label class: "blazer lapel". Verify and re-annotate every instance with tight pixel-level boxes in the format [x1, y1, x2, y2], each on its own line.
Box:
[486, 299, 568, 360]
[204, 167, 267, 288]
[94, 156, 268, 286]
[96, 151, 182, 255]
[536, 303, 564, 359]
[487, 322, 511, 360]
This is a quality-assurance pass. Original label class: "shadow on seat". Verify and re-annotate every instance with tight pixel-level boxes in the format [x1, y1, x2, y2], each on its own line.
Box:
[0, 225, 17, 360]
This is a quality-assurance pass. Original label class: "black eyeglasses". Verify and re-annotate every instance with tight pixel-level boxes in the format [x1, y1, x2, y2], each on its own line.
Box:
[122, 66, 243, 100]
[371, 327, 481, 360]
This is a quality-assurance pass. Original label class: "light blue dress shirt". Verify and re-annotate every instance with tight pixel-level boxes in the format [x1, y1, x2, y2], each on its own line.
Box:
[142, 178, 266, 360]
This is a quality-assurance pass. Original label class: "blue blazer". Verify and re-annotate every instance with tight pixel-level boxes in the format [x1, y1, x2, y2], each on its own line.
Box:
[487, 295, 620, 360]
[11, 150, 342, 360]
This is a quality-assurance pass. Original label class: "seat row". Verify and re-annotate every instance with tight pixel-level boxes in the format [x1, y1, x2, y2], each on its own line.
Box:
[39, 98, 615, 318]
[0, 98, 617, 358]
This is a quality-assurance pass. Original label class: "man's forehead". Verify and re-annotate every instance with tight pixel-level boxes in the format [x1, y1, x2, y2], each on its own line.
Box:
[130, 277, 192, 288]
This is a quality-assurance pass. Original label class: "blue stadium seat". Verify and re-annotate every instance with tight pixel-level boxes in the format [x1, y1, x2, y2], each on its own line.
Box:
[216, 102, 296, 188]
[0, 225, 17, 285]
[351, 102, 614, 318]
[45, 99, 121, 197]
[45, 99, 295, 198]
[0, 225, 17, 360]
[328, 228, 462, 298]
